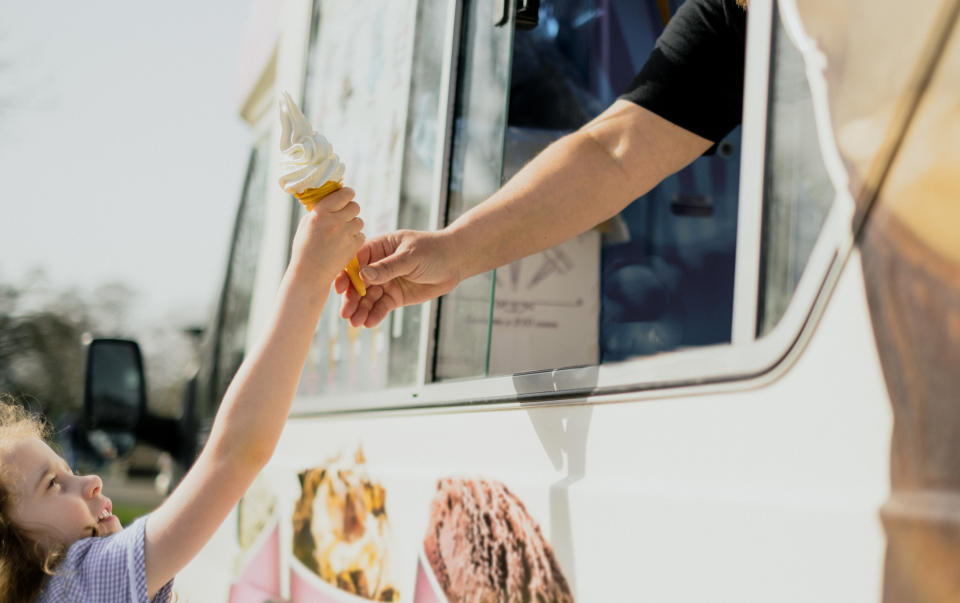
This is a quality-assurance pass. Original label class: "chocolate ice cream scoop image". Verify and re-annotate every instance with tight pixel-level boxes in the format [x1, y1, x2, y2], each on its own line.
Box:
[423, 478, 573, 602]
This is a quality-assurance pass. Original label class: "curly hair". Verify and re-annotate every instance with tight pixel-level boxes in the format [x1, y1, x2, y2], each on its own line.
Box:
[0, 395, 66, 603]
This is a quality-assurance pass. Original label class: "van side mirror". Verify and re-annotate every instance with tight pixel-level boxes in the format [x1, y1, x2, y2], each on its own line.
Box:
[84, 338, 146, 431]
[83, 337, 190, 469]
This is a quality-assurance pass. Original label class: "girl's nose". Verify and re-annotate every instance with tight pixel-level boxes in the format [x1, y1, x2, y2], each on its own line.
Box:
[82, 474, 103, 499]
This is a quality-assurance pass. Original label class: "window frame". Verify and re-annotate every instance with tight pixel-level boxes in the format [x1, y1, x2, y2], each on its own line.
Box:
[413, 0, 465, 386]
[290, 0, 859, 416]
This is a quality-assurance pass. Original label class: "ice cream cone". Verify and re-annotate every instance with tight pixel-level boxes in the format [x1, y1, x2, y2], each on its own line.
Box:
[295, 180, 366, 296]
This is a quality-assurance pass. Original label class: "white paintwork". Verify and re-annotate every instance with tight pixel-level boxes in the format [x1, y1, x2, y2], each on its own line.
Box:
[172, 0, 898, 600]
[243, 0, 315, 357]
[176, 250, 892, 601]
[731, 0, 773, 345]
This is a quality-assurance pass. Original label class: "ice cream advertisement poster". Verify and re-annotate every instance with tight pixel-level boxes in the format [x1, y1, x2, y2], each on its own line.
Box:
[415, 478, 573, 603]
[230, 473, 282, 602]
[290, 448, 400, 602]
[303, 0, 417, 240]
[292, 0, 418, 397]
[232, 444, 575, 602]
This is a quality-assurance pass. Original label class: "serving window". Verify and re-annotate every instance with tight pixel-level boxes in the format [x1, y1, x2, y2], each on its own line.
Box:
[297, 0, 438, 396]
[292, 0, 849, 412]
[487, 0, 742, 375]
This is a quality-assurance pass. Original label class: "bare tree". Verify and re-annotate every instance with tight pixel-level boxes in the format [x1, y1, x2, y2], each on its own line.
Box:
[0, 298, 89, 423]
[0, 274, 132, 423]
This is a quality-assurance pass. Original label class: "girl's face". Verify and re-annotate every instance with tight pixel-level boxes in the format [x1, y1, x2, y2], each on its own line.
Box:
[1, 436, 121, 550]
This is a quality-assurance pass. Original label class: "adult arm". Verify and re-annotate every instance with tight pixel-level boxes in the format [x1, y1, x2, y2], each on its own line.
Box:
[339, 100, 712, 327]
[448, 99, 712, 276]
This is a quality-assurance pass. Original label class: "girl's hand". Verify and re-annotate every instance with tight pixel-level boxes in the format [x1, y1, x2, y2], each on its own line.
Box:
[144, 188, 363, 598]
[289, 187, 365, 288]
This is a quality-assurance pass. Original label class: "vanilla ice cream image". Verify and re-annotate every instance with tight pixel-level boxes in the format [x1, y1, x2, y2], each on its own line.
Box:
[291, 449, 398, 601]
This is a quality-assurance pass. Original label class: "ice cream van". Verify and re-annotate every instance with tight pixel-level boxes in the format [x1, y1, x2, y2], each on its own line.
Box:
[82, 0, 960, 600]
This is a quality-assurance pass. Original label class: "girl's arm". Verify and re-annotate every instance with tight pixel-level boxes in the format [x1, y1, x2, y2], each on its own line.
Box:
[142, 188, 363, 597]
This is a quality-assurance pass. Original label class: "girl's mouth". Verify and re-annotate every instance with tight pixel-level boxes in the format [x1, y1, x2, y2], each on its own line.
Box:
[95, 510, 121, 536]
[96, 499, 116, 526]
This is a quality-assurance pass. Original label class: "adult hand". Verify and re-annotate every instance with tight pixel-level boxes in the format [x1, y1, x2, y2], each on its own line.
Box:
[335, 229, 462, 327]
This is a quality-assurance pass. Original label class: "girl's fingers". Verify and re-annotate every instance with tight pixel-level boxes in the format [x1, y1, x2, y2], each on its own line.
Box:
[318, 186, 355, 212]
[335, 201, 361, 221]
[347, 217, 364, 235]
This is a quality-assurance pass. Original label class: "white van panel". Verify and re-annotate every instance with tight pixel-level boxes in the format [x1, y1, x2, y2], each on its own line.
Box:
[176, 250, 891, 602]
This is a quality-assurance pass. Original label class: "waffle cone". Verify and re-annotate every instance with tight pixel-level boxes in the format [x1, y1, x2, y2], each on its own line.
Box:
[295, 180, 366, 296]
[295, 180, 343, 210]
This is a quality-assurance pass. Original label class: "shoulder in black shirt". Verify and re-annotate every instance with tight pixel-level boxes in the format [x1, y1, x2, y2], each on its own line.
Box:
[620, 0, 748, 143]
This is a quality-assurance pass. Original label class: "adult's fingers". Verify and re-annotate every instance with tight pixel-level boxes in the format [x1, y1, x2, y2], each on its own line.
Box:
[334, 271, 350, 294]
[346, 285, 387, 327]
[359, 247, 417, 285]
[354, 286, 385, 326]
[364, 294, 395, 328]
[345, 290, 371, 327]
[339, 282, 367, 322]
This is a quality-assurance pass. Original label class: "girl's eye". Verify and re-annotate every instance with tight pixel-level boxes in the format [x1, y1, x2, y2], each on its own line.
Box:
[48, 477, 59, 490]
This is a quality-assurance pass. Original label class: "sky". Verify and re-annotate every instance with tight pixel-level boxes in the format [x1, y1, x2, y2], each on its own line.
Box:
[0, 0, 254, 329]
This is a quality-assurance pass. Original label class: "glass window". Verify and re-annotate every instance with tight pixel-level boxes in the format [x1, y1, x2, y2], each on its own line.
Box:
[211, 140, 269, 407]
[756, 5, 834, 335]
[433, 0, 515, 380]
[484, 0, 742, 375]
[439, 0, 839, 383]
[389, 0, 455, 385]
[298, 0, 447, 394]
[294, 0, 846, 408]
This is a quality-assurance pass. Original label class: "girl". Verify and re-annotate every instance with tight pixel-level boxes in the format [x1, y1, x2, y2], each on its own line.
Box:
[0, 186, 364, 602]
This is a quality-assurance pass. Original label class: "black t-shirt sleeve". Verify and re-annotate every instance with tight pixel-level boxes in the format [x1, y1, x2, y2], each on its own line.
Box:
[620, 0, 747, 142]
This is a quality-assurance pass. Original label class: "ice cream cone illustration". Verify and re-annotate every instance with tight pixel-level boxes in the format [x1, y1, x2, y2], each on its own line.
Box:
[278, 91, 366, 296]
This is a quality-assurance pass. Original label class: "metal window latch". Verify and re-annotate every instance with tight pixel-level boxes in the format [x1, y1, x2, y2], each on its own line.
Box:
[494, 0, 510, 26]
[670, 193, 714, 217]
[494, 0, 540, 29]
[516, 0, 540, 29]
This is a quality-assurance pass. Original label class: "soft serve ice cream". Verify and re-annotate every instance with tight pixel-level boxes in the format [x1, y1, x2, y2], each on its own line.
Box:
[278, 90, 345, 195]
[278, 91, 365, 295]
